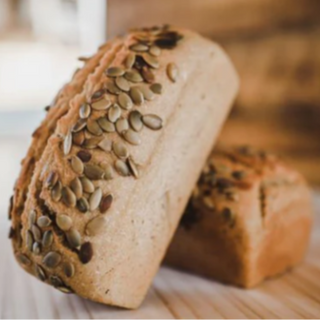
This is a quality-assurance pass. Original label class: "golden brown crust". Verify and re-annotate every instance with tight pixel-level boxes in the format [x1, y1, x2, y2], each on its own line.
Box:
[8, 25, 239, 308]
[165, 146, 313, 287]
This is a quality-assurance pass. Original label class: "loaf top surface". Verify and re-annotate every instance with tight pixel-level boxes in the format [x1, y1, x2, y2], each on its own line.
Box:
[181, 146, 309, 230]
[8, 25, 236, 298]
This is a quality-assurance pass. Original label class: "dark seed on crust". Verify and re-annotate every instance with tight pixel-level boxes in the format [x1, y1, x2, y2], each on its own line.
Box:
[217, 178, 234, 189]
[77, 150, 92, 163]
[78, 242, 93, 264]
[42, 230, 53, 248]
[8, 195, 13, 220]
[63, 262, 75, 278]
[51, 181, 62, 202]
[17, 254, 31, 266]
[142, 114, 163, 130]
[46, 171, 59, 189]
[43, 252, 61, 268]
[84, 164, 105, 180]
[50, 275, 63, 288]
[100, 194, 113, 213]
[66, 228, 81, 248]
[77, 197, 89, 213]
[32, 224, 42, 242]
[61, 187, 77, 208]
[232, 170, 247, 180]
[56, 214, 72, 231]
[150, 83, 162, 94]
[8, 227, 15, 239]
[35, 264, 46, 281]
[37, 216, 51, 228]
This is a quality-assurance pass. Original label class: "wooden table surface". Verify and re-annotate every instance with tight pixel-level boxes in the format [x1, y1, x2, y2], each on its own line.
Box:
[0, 192, 320, 319]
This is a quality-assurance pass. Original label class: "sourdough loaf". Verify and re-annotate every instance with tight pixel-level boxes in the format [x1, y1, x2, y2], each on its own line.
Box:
[8, 26, 238, 308]
[165, 146, 313, 287]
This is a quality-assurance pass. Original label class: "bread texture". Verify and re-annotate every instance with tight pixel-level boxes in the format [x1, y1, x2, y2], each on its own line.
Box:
[8, 26, 239, 308]
[165, 146, 313, 288]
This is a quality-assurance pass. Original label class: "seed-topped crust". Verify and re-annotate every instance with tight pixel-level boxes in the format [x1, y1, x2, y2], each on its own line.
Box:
[9, 25, 239, 308]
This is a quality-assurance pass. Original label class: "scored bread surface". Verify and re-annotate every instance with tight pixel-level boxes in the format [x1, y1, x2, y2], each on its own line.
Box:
[8, 26, 239, 308]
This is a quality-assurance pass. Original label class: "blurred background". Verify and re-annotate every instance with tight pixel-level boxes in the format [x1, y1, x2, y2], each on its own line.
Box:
[0, 0, 320, 215]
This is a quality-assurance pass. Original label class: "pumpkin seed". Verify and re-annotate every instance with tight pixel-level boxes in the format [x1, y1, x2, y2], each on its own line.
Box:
[141, 67, 155, 83]
[29, 210, 37, 226]
[85, 216, 107, 236]
[127, 157, 139, 178]
[124, 52, 136, 69]
[130, 43, 149, 52]
[77, 150, 91, 163]
[63, 262, 75, 278]
[84, 164, 105, 180]
[149, 45, 161, 56]
[78, 242, 93, 264]
[17, 254, 31, 266]
[82, 137, 101, 149]
[63, 131, 72, 155]
[33, 242, 41, 255]
[91, 89, 105, 101]
[70, 156, 84, 174]
[142, 114, 163, 130]
[97, 117, 115, 133]
[72, 130, 85, 146]
[43, 252, 61, 268]
[118, 92, 133, 110]
[106, 66, 125, 77]
[70, 177, 83, 199]
[113, 141, 129, 159]
[77, 197, 89, 213]
[122, 129, 141, 145]
[46, 171, 58, 189]
[87, 119, 103, 136]
[80, 177, 95, 193]
[57, 286, 73, 294]
[89, 187, 102, 211]
[139, 85, 154, 101]
[61, 186, 77, 208]
[129, 110, 143, 132]
[108, 104, 121, 122]
[42, 230, 53, 248]
[115, 76, 130, 92]
[167, 63, 178, 82]
[106, 81, 121, 95]
[56, 214, 72, 231]
[32, 224, 42, 242]
[150, 83, 162, 94]
[72, 119, 87, 133]
[51, 181, 62, 202]
[49, 275, 63, 287]
[142, 53, 159, 69]
[103, 164, 114, 180]
[66, 228, 81, 248]
[91, 98, 111, 111]
[100, 194, 113, 213]
[116, 117, 129, 134]
[124, 70, 143, 83]
[26, 230, 34, 251]
[115, 159, 130, 176]
[35, 264, 46, 281]
[79, 103, 91, 119]
[129, 87, 144, 105]
[37, 216, 51, 228]
[97, 138, 112, 152]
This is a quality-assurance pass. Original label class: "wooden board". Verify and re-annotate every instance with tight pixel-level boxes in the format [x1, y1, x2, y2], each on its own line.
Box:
[1, 194, 320, 319]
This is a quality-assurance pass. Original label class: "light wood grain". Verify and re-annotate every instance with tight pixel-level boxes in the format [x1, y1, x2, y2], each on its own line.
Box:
[1, 194, 319, 319]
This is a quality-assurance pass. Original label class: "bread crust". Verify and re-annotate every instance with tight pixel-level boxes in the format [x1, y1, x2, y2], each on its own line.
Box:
[165, 146, 313, 287]
[8, 26, 239, 308]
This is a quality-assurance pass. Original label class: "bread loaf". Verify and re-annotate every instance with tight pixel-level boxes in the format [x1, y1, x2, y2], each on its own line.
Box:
[165, 146, 313, 288]
[8, 26, 239, 308]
